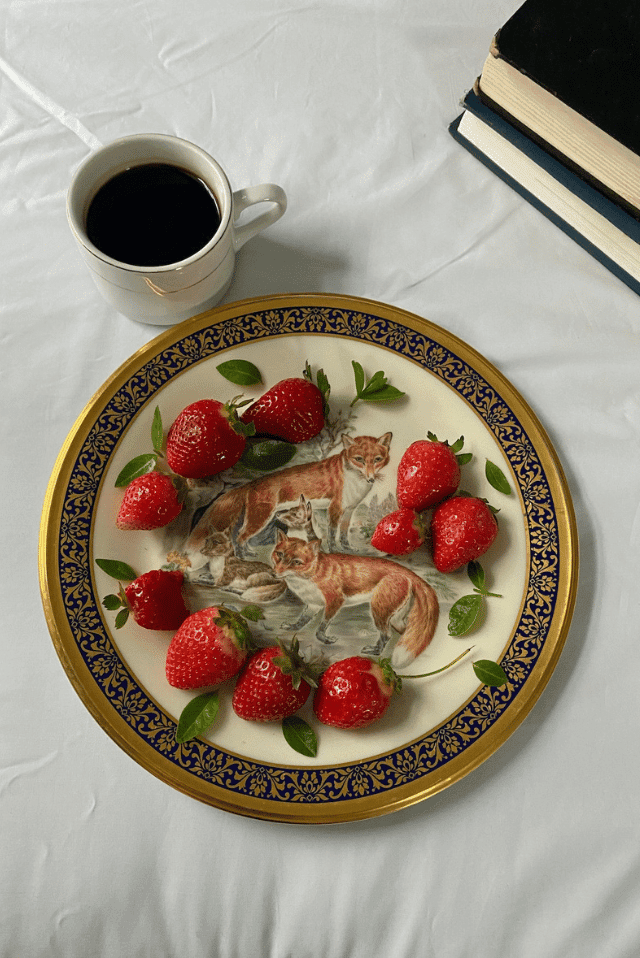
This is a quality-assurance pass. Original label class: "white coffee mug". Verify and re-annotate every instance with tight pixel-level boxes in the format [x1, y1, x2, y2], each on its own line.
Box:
[67, 134, 287, 325]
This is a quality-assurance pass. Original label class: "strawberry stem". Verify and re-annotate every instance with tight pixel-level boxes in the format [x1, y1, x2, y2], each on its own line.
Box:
[396, 647, 473, 679]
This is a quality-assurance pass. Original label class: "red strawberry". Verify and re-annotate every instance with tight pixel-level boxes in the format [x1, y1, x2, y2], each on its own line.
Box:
[97, 560, 189, 631]
[396, 434, 466, 511]
[124, 569, 189, 630]
[165, 398, 254, 479]
[240, 365, 327, 443]
[165, 606, 254, 689]
[313, 656, 399, 730]
[116, 472, 182, 530]
[232, 639, 314, 722]
[371, 507, 426, 555]
[430, 496, 498, 573]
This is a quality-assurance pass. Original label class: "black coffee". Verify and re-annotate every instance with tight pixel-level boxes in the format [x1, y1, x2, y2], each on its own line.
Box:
[85, 163, 221, 267]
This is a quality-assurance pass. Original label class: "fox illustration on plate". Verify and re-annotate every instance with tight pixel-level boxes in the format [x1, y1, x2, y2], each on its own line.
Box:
[270, 531, 438, 668]
[167, 427, 440, 667]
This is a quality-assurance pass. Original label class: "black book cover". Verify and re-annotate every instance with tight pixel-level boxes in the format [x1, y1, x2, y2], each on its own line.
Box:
[495, 0, 640, 154]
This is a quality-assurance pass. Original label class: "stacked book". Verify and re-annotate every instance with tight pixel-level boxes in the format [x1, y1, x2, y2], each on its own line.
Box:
[450, 0, 640, 294]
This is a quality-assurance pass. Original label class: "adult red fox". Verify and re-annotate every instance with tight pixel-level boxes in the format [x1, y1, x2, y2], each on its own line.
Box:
[271, 532, 439, 667]
[185, 432, 392, 556]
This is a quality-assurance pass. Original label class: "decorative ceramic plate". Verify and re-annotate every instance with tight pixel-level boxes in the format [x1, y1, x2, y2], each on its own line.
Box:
[39, 294, 578, 823]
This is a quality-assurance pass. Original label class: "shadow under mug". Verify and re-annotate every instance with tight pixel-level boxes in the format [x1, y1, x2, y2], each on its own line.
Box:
[67, 134, 287, 326]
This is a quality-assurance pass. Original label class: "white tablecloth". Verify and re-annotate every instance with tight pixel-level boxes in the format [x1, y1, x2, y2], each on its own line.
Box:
[4, 1, 640, 955]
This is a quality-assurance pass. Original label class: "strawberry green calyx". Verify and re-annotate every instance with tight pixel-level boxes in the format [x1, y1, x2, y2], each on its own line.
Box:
[213, 606, 256, 651]
[223, 396, 256, 439]
[377, 657, 403, 695]
[426, 432, 472, 467]
[412, 512, 428, 538]
[272, 636, 322, 690]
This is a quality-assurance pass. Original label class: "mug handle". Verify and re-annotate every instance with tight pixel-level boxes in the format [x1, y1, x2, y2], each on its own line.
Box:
[232, 183, 287, 251]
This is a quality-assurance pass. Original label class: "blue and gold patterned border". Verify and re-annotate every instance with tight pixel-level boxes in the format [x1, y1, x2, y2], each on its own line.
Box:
[40, 295, 578, 822]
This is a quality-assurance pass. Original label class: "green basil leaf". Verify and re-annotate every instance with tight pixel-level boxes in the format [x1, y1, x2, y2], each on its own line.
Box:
[217, 359, 262, 386]
[359, 385, 406, 403]
[176, 692, 220, 743]
[151, 406, 164, 454]
[102, 594, 122, 611]
[352, 360, 366, 395]
[448, 594, 484, 636]
[360, 370, 386, 393]
[282, 715, 318, 757]
[114, 453, 158, 488]
[467, 560, 485, 592]
[95, 558, 138, 581]
[473, 659, 508, 687]
[241, 439, 296, 471]
[114, 608, 129, 629]
[486, 460, 512, 495]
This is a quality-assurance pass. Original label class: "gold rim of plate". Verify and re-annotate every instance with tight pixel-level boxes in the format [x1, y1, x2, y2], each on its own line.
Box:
[38, 293, 579, 824]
